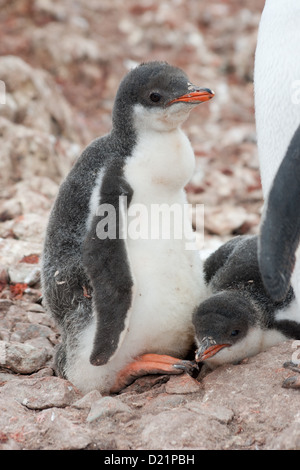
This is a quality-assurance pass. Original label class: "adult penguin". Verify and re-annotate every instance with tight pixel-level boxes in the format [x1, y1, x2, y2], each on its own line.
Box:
[255, 1, 300, 308]
[255, 0, 300, 197]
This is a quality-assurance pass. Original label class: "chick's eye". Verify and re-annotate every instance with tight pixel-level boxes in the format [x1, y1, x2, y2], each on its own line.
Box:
[231, 330, 240, 337]
[150, 92, 161, 103]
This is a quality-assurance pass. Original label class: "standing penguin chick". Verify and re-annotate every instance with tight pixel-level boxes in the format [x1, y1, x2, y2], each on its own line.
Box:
[42, 61, 214, 394]
[193, 235, 300, 369]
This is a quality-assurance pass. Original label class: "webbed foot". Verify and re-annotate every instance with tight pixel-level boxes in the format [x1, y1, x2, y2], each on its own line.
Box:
[110, 353, 198, 393]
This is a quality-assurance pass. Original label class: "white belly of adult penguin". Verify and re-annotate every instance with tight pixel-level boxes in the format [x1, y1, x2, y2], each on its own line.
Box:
[42, 61, 214, 394]
[255, 1, 300, 313]
[255, 0, 300, 196]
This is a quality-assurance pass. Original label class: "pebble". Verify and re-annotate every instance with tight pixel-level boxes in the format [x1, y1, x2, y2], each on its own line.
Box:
[1, 376, 80, 410]
[282, 375, 300, 389]
[34, 408, 92, 450]
[8, 265, 40, 286]
[86, 396, 133, 422]
[165, 374, 202, 394]
[0, 340, 49, 374]
[72, 390, 102, 410]
[185, 401, 234, 424]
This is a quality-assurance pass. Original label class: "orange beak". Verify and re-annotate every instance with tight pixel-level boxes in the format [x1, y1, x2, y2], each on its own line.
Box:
[195, 343, 230, 362]
[168, 88, 214, 105]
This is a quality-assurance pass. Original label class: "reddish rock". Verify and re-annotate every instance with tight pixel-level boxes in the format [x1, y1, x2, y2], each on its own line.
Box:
[165, 373, 202, 394]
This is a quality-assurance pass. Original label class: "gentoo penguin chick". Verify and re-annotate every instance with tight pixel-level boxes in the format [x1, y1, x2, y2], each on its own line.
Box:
[42, 61, 214, 394]
[254, 0, 300, 311]
[192, 235, 300, 369]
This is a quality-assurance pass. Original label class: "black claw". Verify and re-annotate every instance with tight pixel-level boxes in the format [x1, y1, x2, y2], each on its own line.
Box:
[283, 361, 300, 374]
[282, 361, 300, 390]
[173, 360, 199, 376]
[282, 375, 300, 389]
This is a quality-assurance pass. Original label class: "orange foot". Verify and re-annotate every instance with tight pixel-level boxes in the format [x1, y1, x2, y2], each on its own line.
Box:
[110, 353, 198, 393]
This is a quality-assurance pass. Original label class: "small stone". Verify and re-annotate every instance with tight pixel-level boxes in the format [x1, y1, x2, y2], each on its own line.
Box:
[185, 401, 234, 424]
[86, 396, 133, 422]
[0, 239, 42, 267]
[1, 376, 81, 410]
[34, 408, 92, 450]
[0, 265, 8, 282]
[0, 340, 49, 374]
[0, 328, 10, 342]
[30, 367, 55, 378]
[143, 393, 187, 413]
[165, 374, 202, 394]
[25, 303, 45, 313]
[10, 322, 53, 343]
[72, 390, 102, 410]
[8, 265, 40, 286]
[269, 421, 300, 450]
[0, 371, 16, 384]
[282, 375, 300, 389]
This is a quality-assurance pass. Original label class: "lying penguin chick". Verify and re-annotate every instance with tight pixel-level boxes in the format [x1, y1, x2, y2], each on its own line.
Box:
[193, 235, 300, 369]
[193, 291, 280, 368]
[42, 61, 214, 394]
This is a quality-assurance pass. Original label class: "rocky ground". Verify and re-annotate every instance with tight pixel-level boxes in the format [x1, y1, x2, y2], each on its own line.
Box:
[0, 0, 300, 451]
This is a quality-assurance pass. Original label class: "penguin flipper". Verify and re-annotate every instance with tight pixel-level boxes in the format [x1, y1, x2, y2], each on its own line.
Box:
[110, 354, 198, 393]
[83, 174, 135, 366]
[259, 124, 300, 302]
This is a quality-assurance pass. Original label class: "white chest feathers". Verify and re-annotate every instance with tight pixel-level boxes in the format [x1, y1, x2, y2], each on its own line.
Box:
[124, 126, 196, 198]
